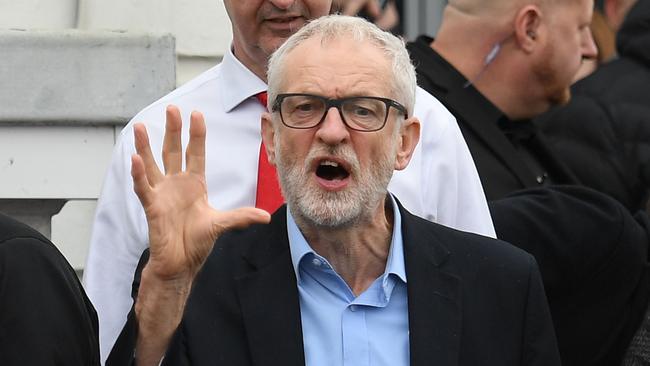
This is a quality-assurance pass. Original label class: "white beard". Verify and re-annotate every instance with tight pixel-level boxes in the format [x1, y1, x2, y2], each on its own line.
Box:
[274, 135, 397, 228]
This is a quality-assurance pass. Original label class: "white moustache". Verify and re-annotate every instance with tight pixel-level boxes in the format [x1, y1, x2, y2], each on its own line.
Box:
[305, 144, 360, 176]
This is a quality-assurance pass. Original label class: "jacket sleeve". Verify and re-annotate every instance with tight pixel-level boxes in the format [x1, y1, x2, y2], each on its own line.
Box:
[105, 249, 149, 366]
[0, 236, 100, 365]
[521, 255, 562, 366]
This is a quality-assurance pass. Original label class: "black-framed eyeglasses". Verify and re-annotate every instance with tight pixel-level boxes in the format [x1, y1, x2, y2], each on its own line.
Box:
[271, 93, 408, 132]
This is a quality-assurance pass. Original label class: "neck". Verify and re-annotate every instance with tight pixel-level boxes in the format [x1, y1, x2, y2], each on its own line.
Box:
[294, 197, 394, 296]
[433, 13, 535, 120]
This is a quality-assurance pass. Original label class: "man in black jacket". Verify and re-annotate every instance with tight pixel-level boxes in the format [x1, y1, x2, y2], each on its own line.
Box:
[407, 0, 597, 201]
[108, 15, 560, 366]
[407, 0, 650, 364]
[538, 0, 650, 212]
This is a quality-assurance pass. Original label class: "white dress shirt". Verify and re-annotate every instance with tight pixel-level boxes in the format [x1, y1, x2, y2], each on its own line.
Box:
[83, 47, 495, 364]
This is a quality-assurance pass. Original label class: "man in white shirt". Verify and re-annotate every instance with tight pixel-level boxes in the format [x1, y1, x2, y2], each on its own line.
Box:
[84, 1, 495, 362]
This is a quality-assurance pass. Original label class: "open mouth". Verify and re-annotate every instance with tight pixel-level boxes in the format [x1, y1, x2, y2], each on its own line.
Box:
[316, 160, 350, 181]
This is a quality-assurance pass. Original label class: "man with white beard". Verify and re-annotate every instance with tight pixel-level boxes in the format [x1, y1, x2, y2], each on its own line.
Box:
[107, 15, 560, 366]
[86, 2, 494, 359]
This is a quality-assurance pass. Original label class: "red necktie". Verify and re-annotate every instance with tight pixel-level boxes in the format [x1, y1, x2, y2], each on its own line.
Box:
[254, 92, 284, 213]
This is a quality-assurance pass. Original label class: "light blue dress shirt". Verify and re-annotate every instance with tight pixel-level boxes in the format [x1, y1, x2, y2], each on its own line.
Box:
[287, 195, 410, 366]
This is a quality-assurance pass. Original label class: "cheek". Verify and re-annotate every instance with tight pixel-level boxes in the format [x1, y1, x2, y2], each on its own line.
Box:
[353, 135, 393, 169]
[564, 38, 585, 77]
[278, 131, 314, 162]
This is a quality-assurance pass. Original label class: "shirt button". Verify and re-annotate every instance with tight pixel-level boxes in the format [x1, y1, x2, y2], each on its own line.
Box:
[311, 258, 322, 267]
[349, 305, 358, 312]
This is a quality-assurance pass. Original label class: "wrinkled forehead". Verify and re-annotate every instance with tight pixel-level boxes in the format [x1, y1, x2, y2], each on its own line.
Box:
[280, 37, 394, 95]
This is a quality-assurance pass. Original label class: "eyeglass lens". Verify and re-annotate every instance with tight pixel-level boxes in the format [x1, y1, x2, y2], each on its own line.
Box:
[281, 95, 387, 131]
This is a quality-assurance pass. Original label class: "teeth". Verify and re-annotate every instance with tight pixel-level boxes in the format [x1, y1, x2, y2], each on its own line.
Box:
[320, 160, 339, 167]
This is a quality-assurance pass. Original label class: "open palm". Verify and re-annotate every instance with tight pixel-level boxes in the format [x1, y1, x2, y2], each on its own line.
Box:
[131, 105, 271, 280]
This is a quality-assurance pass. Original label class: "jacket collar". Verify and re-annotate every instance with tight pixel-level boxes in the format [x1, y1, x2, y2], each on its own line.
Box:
[235, 203, 462, 366]
[235, 206, 306, 366]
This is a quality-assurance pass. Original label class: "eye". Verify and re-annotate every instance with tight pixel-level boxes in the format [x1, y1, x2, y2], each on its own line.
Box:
[283, 95, 323, 117]
[352, 106, 373, 117]
[346, 99, 383, 120]
[295, 102, 316, 112]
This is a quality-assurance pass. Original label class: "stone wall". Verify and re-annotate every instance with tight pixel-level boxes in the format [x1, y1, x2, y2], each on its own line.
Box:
[0, 29, 175, 270]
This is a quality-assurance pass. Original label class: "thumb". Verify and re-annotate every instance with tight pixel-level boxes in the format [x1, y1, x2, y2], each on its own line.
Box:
[215, 207, 272, 232]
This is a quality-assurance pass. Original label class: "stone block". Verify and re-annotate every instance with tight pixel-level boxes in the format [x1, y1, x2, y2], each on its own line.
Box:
[0, 29, 176, 125]
[0, 125, 115, 199]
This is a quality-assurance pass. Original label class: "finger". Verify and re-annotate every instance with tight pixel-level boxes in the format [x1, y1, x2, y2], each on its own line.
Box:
[341, 0, 365, 15]
[364, 0, 383, 18]
[186, 110, 206, 176]
[131, 154, 153, 208]
[133, 123, 164, 185]
[375, 1, 399, 30]
[162, 105, 183, 175]
[216, 207, 272, 232]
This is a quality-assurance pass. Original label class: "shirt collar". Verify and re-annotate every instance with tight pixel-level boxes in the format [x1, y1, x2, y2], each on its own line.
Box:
[287, 194, 407, 284]
[220, 45, 268, 112]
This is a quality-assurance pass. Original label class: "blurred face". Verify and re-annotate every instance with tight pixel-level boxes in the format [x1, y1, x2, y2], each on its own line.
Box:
[223, 0, 332, 80]
[533, 0, 597, 106]
[263, 37, 414, 228]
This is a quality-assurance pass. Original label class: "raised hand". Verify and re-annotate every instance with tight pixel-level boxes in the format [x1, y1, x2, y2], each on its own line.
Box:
[130, 105, 271, 366]
[131, 105, 271, 281]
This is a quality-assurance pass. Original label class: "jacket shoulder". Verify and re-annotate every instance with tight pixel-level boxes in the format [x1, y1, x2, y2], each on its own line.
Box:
[401, 207, 535, 271]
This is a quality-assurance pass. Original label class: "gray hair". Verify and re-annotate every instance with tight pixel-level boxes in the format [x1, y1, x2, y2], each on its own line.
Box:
[267, 14, 417, 116]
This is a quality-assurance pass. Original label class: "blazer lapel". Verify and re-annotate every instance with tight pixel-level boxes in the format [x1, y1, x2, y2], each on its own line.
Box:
[401, 206, 462, 366]
[235, 207, 305, 366]
[446, 87, 539, 188]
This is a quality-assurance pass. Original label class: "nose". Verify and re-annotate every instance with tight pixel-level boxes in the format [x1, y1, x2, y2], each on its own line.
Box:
[581, 28, 598, 60]
[269, 0, 296, 10]
[315, 107, 350, 145]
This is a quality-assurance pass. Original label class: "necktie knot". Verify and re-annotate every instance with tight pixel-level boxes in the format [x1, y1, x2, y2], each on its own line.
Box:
[255, 92, 268, 111]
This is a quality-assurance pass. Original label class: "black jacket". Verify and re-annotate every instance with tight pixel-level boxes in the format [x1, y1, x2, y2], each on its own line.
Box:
[108, 204, 560, 366]
[407, 36, 578, 201]
[0, 213, 100, 365]
[537, 0, 650, 211]
[489, 186, 650, 366]
[407, 36, 650, 366]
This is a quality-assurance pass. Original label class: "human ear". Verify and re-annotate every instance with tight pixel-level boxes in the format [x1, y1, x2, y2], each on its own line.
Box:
[514, 5, 543, 53]
[260, 113, 277, 166]
[394, 117, 421, 171]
